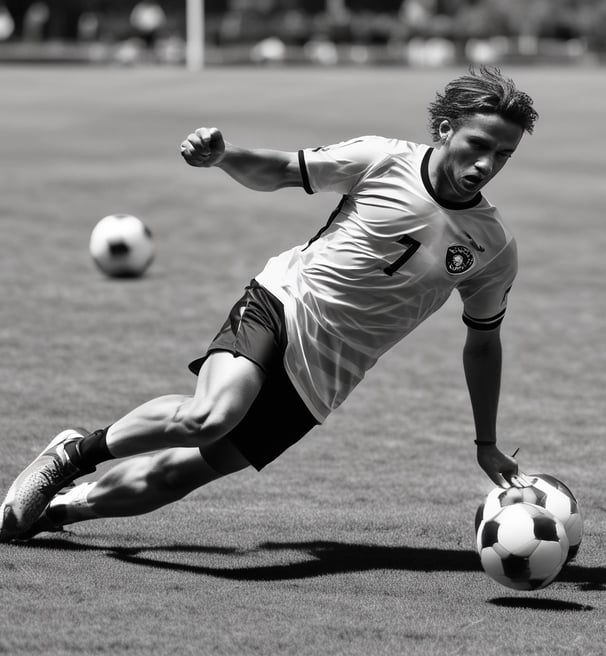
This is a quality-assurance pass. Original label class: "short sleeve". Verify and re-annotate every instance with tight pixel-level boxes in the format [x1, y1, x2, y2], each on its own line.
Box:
[298, 136, 397, 195]
[458, 239, 517, 331]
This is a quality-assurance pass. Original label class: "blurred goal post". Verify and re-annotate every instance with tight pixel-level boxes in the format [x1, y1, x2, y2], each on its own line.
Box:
[186, 0, 205, 71]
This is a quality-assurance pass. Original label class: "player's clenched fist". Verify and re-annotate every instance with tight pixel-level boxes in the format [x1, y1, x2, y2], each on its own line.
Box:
[180, 127, 225, 167]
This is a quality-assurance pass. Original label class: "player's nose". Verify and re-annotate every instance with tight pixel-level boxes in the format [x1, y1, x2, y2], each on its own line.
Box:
[474, 156, 493, 177]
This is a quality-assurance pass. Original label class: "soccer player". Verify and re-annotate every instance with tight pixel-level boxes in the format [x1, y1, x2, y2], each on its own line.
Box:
[0, 66, 538, 541]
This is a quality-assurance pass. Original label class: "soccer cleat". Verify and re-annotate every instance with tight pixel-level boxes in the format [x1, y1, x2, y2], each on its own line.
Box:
[11, 482, 79, 541]
[12, 505, 67, 541]
[0, 429, 94, 542]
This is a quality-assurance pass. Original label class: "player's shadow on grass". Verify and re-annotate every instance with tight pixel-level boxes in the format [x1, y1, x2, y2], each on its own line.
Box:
[16, 536, 481, 578]
[97, 539, 606, 593]
[20, 536, 606, 594]
[108, 540, 480, 580]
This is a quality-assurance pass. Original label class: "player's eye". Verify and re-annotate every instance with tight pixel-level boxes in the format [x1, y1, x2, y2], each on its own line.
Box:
[469, 138, 488, 149]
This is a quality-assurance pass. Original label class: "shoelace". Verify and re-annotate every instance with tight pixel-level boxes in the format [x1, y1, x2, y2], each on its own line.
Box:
[36, 450, 78, 489]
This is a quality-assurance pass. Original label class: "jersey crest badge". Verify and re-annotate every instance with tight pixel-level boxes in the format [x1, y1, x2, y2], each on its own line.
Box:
[445, 245, 474, 275]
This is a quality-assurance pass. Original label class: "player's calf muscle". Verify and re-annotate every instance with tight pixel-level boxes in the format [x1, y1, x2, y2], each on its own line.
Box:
[144, 458, 203, 499]
[92, 455, 205, 513]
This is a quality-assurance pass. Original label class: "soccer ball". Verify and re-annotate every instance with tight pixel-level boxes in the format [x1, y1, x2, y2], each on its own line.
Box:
[89, 213, 155, 278]
[526, 473, 583, 561]
[475, 473, 583, 562]
[476, 502, 569, 590]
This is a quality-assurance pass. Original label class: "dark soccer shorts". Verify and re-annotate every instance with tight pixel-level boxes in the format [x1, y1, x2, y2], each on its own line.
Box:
[188, 280, 319, 471]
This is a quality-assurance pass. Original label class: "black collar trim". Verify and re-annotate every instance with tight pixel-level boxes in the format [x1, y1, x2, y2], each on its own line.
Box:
[421, 148, 482, 210]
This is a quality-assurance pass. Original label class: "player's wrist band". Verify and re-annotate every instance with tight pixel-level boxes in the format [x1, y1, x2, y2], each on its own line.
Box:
[474, 440, 496, 446]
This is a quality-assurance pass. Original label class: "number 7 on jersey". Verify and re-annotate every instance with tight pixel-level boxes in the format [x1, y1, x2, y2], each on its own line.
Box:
[384, 234, 421, 276]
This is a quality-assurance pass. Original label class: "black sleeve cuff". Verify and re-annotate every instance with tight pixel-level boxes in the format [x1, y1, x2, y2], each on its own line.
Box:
[298, 150, 314, 195]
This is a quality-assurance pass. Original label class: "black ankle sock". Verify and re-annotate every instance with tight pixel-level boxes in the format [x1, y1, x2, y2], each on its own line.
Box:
[65, 427, 114, 469]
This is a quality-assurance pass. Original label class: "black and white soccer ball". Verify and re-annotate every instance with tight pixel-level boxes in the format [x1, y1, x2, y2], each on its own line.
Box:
[476, 502, 569, 590]
[89, 213, 155, 278]
[475, 473, 583, 562]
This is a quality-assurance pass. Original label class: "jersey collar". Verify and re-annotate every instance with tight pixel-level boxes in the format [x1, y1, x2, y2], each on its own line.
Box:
[421, 148, 483, 210]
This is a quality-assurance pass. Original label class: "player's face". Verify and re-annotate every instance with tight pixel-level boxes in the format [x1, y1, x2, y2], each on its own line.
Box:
[435, 113, 523, 202]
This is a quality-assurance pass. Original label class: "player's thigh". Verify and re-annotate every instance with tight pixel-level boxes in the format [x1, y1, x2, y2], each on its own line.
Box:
[190, 351, 266, 434]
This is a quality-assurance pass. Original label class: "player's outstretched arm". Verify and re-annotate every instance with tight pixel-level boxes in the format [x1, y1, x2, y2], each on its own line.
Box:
[463, 326, 522, 488]
[180, 127, 302, 192]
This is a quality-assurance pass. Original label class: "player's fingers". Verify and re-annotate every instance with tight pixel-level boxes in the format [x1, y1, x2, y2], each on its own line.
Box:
[185, 131, 201, 147]
[509, 474, 525, 489]
[195, 127, 213, 152]
[495, 473, 511, 489]
[180, 145, 212, 167]
[180, 127, 223, 165]
[517, 472, 533, 487]
[501, 465, 519, 486]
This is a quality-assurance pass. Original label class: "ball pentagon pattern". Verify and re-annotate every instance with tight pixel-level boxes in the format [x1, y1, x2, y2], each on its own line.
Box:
[527, 473, 583, 561]
[476, 502, 569, 590]
[475, 473, 583, 562]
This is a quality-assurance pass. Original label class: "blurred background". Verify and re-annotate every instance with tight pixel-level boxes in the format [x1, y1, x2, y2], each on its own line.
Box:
[1, 0, 605, 68]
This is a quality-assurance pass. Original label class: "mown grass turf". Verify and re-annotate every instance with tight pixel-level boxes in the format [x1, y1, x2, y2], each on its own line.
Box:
[0, 64, 605, 656]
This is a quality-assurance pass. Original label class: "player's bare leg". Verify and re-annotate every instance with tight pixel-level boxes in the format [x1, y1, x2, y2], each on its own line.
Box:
[27, 441, 249, 534]
[0, 352, 263, 540]
[105, 351, 265, 457]
[85, 447, 245, 516]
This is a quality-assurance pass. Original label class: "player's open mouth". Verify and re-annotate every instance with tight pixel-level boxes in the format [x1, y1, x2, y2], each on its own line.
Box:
[462, 175, 483, 189]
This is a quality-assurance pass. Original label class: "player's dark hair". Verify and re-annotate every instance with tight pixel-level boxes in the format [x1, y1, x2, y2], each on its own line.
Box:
[427, 66, 538, 141]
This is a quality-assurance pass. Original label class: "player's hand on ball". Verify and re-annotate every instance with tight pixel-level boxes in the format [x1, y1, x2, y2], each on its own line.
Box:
[180, 127, 225, 167]
[476, 443, 523, 488]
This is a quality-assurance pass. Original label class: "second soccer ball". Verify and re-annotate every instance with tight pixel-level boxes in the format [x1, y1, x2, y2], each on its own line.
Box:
[89, 213, 155, 278]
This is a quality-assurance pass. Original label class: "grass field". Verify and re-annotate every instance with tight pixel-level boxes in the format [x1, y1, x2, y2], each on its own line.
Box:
[0, 63, 605, 656]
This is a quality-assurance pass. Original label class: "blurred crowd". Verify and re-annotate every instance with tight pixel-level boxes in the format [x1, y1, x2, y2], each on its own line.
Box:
[1, 0, 606, 64]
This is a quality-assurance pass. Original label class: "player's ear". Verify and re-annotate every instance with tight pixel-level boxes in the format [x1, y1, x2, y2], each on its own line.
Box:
[438, 120, 453, 145]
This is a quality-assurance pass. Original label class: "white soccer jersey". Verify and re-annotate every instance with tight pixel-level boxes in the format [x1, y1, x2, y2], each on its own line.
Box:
[256, 136, 517, 422]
